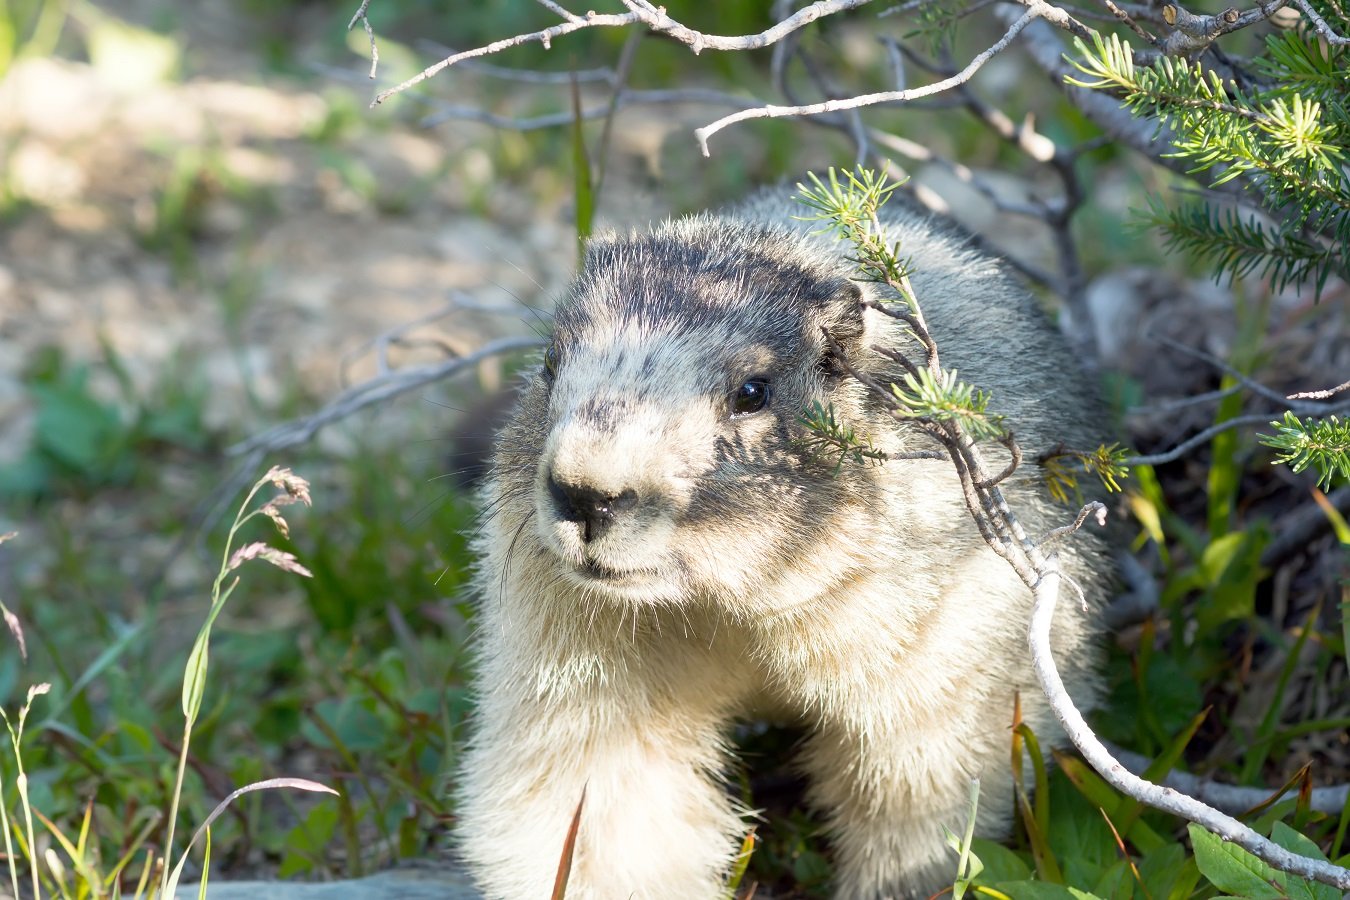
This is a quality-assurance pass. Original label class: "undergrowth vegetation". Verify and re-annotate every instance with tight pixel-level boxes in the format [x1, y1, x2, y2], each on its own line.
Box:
[0, 0, 1347, 898]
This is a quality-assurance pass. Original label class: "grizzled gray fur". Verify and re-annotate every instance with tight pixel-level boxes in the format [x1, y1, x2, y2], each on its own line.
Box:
[455, 185, 1112, 900]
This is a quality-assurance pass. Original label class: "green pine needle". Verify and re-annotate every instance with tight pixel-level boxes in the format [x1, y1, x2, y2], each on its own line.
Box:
[1259, 412, 1350, 491]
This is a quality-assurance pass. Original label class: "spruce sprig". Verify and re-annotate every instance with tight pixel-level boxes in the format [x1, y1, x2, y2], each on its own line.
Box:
[1066, 30, 1350, 297]
[798, 401, 890, 473]
[796, 168, 913, 286]
[1041, 444, 1132, 504]
[1259, 412, 1350, 490]
[890, 368, 1008, 441]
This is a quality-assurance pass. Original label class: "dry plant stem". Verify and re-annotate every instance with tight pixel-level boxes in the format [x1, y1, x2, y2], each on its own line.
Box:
[365, 0, 874, 106]
[1158, 0, 1288, 57]
[694, 3, 1059, 154]
[1109, 745, 1350, 815]
[347, 0, 378, 79]
[415, 40, 614, 83]
[1030, 563, 1350, 889]
[1039, 499, 1104, 546]
[1148, 333, 1334, 414]
[1291, 0, 1350, 43]
[1105, 0, 1161, 44]
[1290, 379, 1350, 401]
[1125, 403, 1350, 467]
[230, 335, 542, 459]
[978, 434, 1024, 489]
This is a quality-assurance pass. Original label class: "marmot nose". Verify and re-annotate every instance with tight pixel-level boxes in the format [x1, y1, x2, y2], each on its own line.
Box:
[547, 474, 638, 543]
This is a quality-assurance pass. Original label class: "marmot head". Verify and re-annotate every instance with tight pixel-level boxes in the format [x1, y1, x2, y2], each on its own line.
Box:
[493, 215, 897, 611]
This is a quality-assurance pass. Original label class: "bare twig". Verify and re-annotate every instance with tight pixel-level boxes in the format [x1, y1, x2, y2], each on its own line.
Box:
[416, 40, 614, 83]
[694, 3, 1053, 154]
[347, 0, 379, 79]
[229, 335, 542, 459]
[1127, 382, 1246, 415]
[1287, 0, 1350, 43]
[367, 0, 875, 106]
[1149, 333, 1343, 415]
[1109, 744, 1350, 815]
[1157, 0, 1289, 57]
[978, 434, 1025, 489]
[1124, 412, 1294, 466]
[1104, 0, 1160, 44]
[1289, 379, 1350, 401]
[1030, 559, 1350, 889]
[1040, 500, 1107, 546]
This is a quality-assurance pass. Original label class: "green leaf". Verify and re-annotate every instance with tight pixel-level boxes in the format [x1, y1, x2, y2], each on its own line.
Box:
[32, 378, 127, 476]
[1188, 824, 1285, 899]
[1196, 528, 1270, 631]
[1268, 824, 1337, 900]
[1135, 843, 1197, 900]
[970, 838, 1032, 884]
[181, 630, 210, 722]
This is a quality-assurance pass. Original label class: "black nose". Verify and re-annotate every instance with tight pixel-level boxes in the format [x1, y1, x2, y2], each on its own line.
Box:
[547, 474, 638, 543]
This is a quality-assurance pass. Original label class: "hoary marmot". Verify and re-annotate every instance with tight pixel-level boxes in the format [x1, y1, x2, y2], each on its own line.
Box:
[454, 185, 1111, 899]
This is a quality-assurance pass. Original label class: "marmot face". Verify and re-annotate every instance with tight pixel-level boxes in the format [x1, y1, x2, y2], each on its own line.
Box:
[506, 218, 880, 610]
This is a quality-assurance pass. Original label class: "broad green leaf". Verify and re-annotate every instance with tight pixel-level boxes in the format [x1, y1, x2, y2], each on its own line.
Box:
[970, 838, 1032, 884]
[1188, 824, 1284, 899]
[1268, 823, 1337, 900]
[1135, 843, 1194, 899]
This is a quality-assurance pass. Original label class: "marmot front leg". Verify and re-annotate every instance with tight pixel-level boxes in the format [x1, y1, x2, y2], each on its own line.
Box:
[455, 628, 747, 899]
[800, 714, 1017, 900]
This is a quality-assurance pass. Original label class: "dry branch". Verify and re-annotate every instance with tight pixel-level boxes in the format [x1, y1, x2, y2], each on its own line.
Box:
[367, 0, 876, 106]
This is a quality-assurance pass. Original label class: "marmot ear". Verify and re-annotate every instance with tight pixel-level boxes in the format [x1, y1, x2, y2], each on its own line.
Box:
[815, 279, 869, 378]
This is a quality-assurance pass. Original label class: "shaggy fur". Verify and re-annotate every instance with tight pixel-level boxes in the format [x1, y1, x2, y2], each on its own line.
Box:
[455, 187, 1112, 899]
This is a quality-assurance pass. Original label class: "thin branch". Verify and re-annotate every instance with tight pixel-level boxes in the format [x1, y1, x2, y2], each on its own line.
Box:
[1030, 559, 1350, 889]
[416, 40, 614, 83]
[1149, 333, 1342, 415]
[694, 3, 1053, 154]
[368, 0, 875, 106]
[1127, 382, 1246, 415]
[1039, 500, 1107, 547]
[347, 0, 378, 79]
[1124, 412, 1293, 466]
[977, 434, 1025, 489]
[1104, 0, 1160, 45]
[1289, 379, 1350, 401]
[1109, 745, 1350, 815]
[1288, 0, 1350, 43]
[1157, 0, 1289, 57]
[229, 336, 542, 458]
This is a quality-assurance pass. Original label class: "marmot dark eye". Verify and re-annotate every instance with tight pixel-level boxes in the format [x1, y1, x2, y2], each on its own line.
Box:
[543, 345, 561, 381]
[731, 378, 771, 416]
